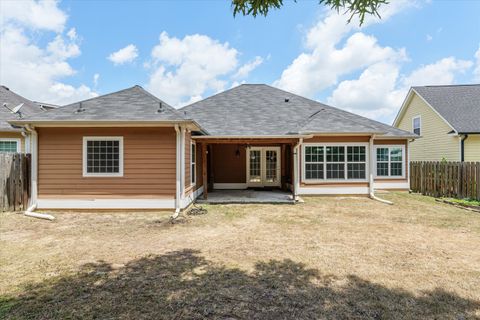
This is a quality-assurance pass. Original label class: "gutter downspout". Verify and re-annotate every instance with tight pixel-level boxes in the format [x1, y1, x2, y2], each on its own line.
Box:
[293, 138, 303, 201]
[461, 134, 468, 162]
[368, 135, 393, 205]
[23, 125, 55, 220]
[172, 124, 182, 218]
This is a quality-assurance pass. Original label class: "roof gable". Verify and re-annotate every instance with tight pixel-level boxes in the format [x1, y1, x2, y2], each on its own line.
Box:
[399, 85, 480, 134]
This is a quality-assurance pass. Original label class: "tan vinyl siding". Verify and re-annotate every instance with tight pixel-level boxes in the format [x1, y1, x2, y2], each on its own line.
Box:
[465, 135, 480, 161]
[0, 132, 24, 152]
[38, 127, 176, 199]
[396, 93, 460, 161]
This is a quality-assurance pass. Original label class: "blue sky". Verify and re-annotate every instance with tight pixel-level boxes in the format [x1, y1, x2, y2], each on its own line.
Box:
[1, 0, 479, 124]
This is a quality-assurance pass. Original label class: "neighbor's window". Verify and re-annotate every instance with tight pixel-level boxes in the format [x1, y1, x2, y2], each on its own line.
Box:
[412, 116, 421, 135]
[304, 145, 367, 181]
[83, 137, 123, 177]
[375, 146, 404, 178]
[191, 142, 196, 185]
[0, 139, 19, 153]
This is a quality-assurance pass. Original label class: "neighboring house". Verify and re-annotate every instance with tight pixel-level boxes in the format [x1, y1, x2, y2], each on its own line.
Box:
[0, 85, 45, 153]
[10, 84, 416, 210]
[394, 85, 480, 161]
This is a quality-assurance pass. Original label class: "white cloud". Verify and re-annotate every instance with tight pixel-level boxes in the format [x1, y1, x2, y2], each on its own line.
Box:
[0, 0, 97, 104]
[328, 57, 473, 123]
[273, 3, 411, 97]
[233, 56, 264, 79]
[402, 57, 472, 86]
[93, 73, 100, 87]
[473, 45, 480, 81]
[426, 34, 433, 41]
[328, 62, 405, 121]
[0, 0, 67, 32]
[107, 44, 139, 65]
[146, 32, 239, 106]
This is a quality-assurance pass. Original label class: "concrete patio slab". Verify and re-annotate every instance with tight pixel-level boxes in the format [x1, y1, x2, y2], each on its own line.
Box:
[197, 189, 295, 204]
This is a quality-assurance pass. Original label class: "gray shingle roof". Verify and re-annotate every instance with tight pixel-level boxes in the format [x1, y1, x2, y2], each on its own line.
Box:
[413, 85, 480, 133]
[0, 85, 45, 132]
[181, 84, 415, 137]
[16, 85, 187, 123]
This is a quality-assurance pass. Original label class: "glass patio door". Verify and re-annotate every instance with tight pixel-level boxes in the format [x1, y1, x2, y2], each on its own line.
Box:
[247, 147, 281, 187]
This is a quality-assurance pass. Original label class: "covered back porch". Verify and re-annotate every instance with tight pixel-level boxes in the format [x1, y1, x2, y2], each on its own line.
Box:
[194, 137, 300, 202]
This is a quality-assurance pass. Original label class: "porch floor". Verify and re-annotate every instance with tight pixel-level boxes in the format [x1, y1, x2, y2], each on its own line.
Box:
[197, 189, 294, 204]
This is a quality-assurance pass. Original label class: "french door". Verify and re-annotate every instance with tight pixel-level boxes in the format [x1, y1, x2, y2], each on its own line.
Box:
[246, 147, 281, 187]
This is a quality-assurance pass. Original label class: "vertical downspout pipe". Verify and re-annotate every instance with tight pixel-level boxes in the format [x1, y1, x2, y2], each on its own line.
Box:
[24, 125, 55, 220]
[293, 138, 303, 201]
[461, 134, 468, 162]
[369, 134, 393, 205]
[173, 125, 181, 218]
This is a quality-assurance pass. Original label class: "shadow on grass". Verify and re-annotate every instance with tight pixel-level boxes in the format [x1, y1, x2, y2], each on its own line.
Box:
[2, 250, 479, 319]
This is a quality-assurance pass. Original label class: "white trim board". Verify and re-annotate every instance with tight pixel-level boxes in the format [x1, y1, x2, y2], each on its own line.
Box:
[374, 182, 409, 190]
[37, 198, 175, 209]
[213, 183, 248, 190]
[298, 186, 369, 195]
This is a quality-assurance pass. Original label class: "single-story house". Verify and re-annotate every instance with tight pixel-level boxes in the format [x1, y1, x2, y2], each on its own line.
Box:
[394, 84, 480, 161]
[10, 84, 416, 211]
[0, 85, 47, 153]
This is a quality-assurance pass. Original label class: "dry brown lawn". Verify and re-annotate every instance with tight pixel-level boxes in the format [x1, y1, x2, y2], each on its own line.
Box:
[1, 192, 480, 319]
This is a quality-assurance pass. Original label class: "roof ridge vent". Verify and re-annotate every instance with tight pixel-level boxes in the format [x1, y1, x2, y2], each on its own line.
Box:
[75, 102, 85, 113]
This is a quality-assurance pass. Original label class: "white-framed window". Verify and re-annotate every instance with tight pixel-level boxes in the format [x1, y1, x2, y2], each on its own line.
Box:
[82, 137, 123, 177]
[374, 145, 405, 179]
[303, 143, 368, 182]
[191, 141, 196, 185]
[0, 138, 21, 153]
[412, 116, 421, 135]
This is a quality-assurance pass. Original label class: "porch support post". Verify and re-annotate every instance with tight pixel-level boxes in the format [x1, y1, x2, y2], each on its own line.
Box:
[293, 138, 302, 201]
[202, 143, 208, 199]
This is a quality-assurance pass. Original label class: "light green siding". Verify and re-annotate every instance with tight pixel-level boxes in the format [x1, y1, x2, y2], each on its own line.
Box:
[465, 135, 480, 161]
[396, 93, 460, 161]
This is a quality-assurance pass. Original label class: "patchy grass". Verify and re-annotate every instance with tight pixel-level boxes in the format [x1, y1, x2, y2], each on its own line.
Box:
[443, 197, 480, 208]
[1, 192, 480, 319]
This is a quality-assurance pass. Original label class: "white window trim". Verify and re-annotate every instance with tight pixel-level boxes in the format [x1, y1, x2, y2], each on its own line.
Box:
[0, 138, 21, 153]
[82, 136, 124, 177]
[190, 141, 196, 186]
[412, 115, 421, 135]
[374, 145, 406, 179]
[302, 143, 369, 183]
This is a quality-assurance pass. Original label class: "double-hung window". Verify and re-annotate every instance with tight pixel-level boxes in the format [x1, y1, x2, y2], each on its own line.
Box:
[83, 137, 123, 177]
[0, 139, 20, 153]
[412, 116, 421, 135]
[191, 142, 196, 185]
[375, 146, 405, 178]
[304, 144, 367, 181]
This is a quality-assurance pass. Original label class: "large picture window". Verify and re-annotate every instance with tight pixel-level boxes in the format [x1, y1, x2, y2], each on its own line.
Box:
[191, 142, 196, 185]
[0, 139, 20, 153]
[375, 146, 405, 178]
[83, 137, 123, 177]
[303, 144, 367, 181]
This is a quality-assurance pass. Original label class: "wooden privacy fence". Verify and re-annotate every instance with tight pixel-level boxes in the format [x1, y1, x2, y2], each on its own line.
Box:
[410, 161, 480, 201]
[0, 153, 31, 212]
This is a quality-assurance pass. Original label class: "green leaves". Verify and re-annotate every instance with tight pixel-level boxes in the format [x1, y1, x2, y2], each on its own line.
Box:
[232, 0, 388, 25]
